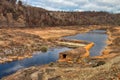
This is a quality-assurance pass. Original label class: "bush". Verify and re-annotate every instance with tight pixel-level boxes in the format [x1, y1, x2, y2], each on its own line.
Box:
[92, 61, 105, 67]
[48, 62, 54, 66]
[40, 46, 48, 52]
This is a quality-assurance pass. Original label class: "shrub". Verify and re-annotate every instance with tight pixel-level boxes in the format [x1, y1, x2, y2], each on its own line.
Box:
[40, 46, 48, 52]
[48, 62, 54, 66]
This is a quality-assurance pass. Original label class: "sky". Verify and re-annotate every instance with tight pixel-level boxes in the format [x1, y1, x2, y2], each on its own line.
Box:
[21, 0, 120, 13]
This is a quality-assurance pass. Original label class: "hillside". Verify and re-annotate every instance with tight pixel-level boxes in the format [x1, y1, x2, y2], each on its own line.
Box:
[0, 0, 120, 27]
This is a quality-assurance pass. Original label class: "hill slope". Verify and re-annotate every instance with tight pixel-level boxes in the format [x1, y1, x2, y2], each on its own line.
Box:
[0, 0, 120, 27]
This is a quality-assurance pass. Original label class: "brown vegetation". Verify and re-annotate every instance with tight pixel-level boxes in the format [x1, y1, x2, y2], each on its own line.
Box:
[0, 0, 120, 28]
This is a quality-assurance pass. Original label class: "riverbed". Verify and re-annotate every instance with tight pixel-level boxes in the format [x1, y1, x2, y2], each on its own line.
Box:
[0, 30, 108, 79]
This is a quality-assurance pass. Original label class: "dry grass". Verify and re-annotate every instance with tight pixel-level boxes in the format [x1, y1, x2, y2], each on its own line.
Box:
[17, 28, 80, 39]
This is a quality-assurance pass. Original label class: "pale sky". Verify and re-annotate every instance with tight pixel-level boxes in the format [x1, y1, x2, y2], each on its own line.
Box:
[21, 0, 120, 13]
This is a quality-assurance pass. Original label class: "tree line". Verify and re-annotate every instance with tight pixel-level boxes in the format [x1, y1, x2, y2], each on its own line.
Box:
[0, 0, 120, 27]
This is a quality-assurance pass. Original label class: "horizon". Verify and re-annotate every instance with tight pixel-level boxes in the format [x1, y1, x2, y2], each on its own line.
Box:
[20, 0, 120, 13]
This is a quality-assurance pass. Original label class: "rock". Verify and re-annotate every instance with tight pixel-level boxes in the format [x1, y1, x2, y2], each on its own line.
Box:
[48, 62, 54, 67]
[96, 61, 105, 66]
[30, 71, 44, 80]
[45, 68, 55, 75]
[30, 71, 39, 80]
[48, 76, 62, 80]
[91, 60, 105, 67]
[117, 73, 120, 79]
[38, 72, 45, 80]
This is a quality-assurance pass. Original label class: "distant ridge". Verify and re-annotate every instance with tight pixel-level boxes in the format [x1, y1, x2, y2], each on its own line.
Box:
[0, 0, 120, 27]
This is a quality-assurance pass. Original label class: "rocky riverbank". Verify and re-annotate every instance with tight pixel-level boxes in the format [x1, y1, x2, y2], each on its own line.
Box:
[2, 55, 120, 80]
[94, 26, 120, 59]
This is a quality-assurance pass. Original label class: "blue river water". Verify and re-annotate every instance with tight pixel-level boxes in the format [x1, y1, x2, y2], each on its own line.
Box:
[0, 47, 70, 79]
[64, 30, 108, 56]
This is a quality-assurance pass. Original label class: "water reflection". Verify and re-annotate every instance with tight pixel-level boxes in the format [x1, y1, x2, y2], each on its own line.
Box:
[64, 30, 108, 56]
[0, 47, 70, 78]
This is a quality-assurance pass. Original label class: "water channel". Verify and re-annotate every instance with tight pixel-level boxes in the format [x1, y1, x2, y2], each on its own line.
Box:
[0, 30, 108, 79]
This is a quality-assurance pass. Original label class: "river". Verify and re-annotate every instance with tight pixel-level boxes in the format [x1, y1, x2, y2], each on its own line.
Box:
[64, 30, 108, 56]
[0, 30, 108, 79]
